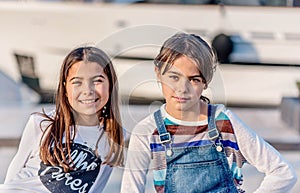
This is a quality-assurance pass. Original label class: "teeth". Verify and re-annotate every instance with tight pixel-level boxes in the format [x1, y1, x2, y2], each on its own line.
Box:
[80, 99, 95, 104]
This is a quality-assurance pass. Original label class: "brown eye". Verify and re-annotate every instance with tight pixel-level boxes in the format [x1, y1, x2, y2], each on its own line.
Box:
[189, 77, 202, 84]
[71, 81, 81, 85]
[192, 78, 201, 83]
[169, 75, 179, 81]
[93, 78, 104, 85]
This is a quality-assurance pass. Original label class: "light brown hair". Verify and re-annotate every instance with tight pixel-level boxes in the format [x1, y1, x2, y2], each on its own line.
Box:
[154, 33, 217, 103]
[38, 46, 124, 171]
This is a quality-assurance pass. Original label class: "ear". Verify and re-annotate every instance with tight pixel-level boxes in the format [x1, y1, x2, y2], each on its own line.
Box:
[155, 66, 161, 81]
[63, 82, 68, 97]
[204, 83, 208, 90]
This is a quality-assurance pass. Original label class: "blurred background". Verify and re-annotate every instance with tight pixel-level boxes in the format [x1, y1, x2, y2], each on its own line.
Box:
[0, 0, 300, 192]
[1, 0, 300, 106]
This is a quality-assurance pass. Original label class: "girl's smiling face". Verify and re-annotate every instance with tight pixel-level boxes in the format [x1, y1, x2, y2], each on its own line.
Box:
[65, 61, 109, 125]
[157, 55, 206, 117]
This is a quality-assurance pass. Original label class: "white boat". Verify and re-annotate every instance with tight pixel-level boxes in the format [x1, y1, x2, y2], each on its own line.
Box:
[1, 0, 300, 106]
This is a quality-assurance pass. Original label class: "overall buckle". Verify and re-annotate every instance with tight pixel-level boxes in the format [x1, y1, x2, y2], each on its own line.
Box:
[159, 133, 171, 144]
[207, 128, 219, 141]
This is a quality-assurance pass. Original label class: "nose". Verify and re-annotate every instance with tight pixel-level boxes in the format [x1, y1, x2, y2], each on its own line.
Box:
[83, 82, 95, 95]
[176, 78, 190, 93]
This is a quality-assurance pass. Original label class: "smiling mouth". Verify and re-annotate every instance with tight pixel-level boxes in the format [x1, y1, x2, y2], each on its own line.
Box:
[79, 98, 99, 104]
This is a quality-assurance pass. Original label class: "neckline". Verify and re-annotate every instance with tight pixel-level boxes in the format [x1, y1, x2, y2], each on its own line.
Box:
[75, 125, 105, 153]
[160, 104, 208, 126]
[77, 125, 102, 130]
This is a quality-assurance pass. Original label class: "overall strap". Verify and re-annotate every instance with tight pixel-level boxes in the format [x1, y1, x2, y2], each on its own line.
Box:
[207, 104, 220, 142]
[154, 109, 171, 145]
[207, 104, 224, 152]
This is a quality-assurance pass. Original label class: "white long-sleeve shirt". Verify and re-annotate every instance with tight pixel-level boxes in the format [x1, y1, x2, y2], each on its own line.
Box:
[1, 111, 112, 193]
[121, 104, 297, 193]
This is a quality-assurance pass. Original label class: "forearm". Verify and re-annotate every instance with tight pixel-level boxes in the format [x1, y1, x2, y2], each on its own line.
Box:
[4, 115, 40, 183]
[227, 110, 297, 192]
[121, 132, 151, 193]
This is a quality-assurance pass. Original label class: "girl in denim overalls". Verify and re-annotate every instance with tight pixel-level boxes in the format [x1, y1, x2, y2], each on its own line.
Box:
[121, 33, 297, 193]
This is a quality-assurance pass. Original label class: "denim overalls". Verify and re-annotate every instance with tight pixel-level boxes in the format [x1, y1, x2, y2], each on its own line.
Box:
[154, 104, 238, 193]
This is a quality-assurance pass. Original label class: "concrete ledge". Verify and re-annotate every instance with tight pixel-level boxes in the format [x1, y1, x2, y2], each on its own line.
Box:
[268, 141, 300, 151]
[280, 97, 300, 134]
[0, 138, 19, 147]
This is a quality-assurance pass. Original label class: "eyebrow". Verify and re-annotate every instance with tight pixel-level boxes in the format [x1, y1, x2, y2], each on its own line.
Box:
[69, 75, 106, 81]
[166, 70, 202, 79]
[166, 70, 182, 76]
[188, 75, 202, 79]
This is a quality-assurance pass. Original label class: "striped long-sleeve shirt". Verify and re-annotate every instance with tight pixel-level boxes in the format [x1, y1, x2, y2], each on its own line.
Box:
[121, 104, 297, 193]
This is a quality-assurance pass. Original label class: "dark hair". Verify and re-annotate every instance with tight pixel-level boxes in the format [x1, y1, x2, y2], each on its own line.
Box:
[154, 33, 217, 103]
[38, 46, 124, 171]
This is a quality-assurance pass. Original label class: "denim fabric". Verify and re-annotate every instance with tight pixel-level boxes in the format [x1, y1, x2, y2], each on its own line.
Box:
[164, 144, 238, 193]
[154, 104, 238, 193]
